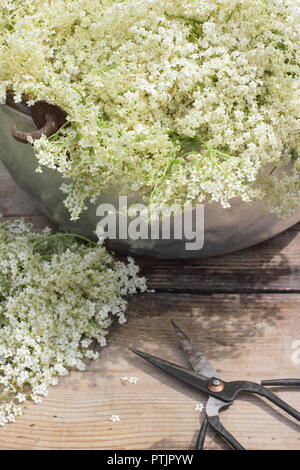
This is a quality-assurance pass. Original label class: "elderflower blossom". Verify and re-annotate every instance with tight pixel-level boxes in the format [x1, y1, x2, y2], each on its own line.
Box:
[0, 1, 300, 219]
[194, 403, 204, 412]
[121, 376, 139, 384]
[110, 415, 121, 423]
[0, 219, 146, 425]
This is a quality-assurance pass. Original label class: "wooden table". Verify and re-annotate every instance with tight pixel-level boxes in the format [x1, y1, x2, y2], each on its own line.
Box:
[0, 161, 299, 450]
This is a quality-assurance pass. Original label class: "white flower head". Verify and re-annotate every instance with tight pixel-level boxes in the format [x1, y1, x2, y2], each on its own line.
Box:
[121, 376, 139, 384]
[194, 403, 204, 412]
[110, 414, 120, 423]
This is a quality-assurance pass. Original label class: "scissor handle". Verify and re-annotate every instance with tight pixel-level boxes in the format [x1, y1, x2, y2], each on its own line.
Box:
[257, 383, 300, 421]
[226, 381, 300, 422]
[261, 379, 300, 387]
[196, 418, 208, 450]
[196, 416, 245, 450]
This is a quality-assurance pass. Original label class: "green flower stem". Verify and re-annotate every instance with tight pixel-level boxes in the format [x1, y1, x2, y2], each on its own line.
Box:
[32, 233, 98, 251]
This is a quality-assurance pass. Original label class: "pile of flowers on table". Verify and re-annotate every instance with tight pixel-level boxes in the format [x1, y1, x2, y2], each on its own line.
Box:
[0, 219, 146, 425]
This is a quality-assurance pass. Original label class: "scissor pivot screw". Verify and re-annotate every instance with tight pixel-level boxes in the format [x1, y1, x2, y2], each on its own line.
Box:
[208, 379, 224, 393]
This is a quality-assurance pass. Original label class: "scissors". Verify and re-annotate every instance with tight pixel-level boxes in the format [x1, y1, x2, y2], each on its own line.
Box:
[130, 321, 300, 450]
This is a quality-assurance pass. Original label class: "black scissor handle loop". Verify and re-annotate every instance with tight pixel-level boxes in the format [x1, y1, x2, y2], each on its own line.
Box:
[196, 416, 245, 450]
[261, 379, 300, 387]
[226, 381, 300, 422]
[207, 415, 245, 450]
[196, 418, 208, 450]
[256, 383, 300, 421]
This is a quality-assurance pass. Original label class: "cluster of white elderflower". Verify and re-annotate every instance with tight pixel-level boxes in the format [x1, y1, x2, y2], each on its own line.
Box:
[0, 219, 146, 425]
[0, 0, 299, 219]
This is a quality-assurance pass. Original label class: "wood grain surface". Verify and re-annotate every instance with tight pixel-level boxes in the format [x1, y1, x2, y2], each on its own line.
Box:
[0, 160, 299, 450]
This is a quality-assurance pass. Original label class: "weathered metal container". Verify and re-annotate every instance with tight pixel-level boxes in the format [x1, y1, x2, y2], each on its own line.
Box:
[1, 102, 300, 259]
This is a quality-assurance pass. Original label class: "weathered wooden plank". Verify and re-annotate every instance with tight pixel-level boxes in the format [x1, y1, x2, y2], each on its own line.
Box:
[138, 226, 300, 293]
[0, 293, 298, 450]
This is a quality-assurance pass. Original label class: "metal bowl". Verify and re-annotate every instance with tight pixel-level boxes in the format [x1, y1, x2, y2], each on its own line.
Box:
[1, 102, 300, 259]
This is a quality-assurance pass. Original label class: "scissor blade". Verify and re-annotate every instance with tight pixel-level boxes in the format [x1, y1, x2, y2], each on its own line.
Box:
[206, 396, 232, 417]
[171, 320, 217, 378]
[130, 348, 210, 394]
[204, 397, 244, 450]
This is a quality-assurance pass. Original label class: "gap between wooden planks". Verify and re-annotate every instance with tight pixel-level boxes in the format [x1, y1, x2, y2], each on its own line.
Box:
[0, 160, 299, 450]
